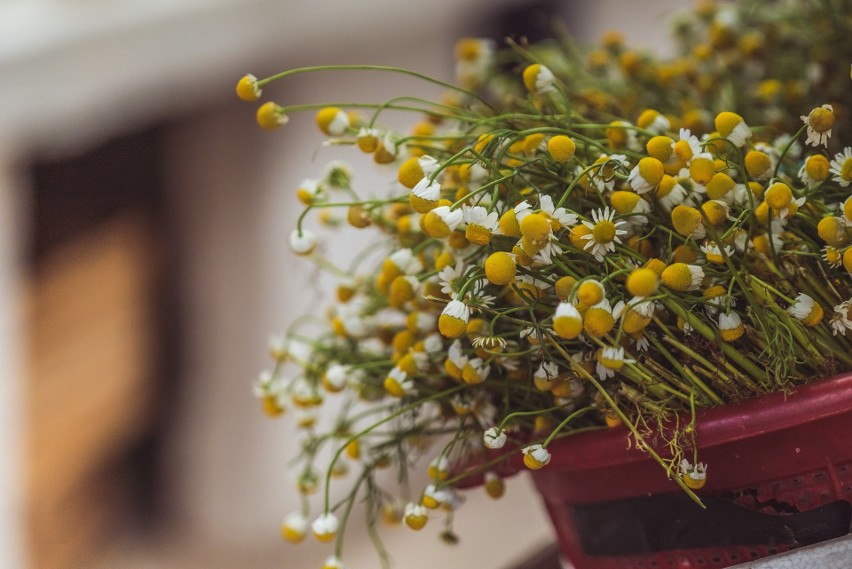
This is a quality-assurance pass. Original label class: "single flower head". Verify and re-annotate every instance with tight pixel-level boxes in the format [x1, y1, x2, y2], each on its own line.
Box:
[801, 104, 835, 147]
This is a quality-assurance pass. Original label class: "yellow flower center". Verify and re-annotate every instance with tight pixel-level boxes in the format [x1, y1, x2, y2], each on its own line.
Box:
[281, 525, 305, 543]
[462, 363, 485, 384]
[570, 224, 592, 248]
[465, 224, 493, 246]
[673, 139, 694, 162]
[804, 155, 829, 181]
[701, 201, 728, 226]
[720, 324, 744, 343]
[661, 263, 693, 291]
[444, 359, 463, 381]
[744, 150, 771, 178]
[316, 107, 346, 135]
[577, 281, 604, 305]
[764, 182, 793, 210]
[398, 157, 425, 189]
[423, 212, 450, 238]
[484, 252, 517, 285]
[447, 230, 470, 249]
[522, 64, 542, 93]
[405, 512, 428, 531]
[808, 106, 835, 133]
[583, 308, 614, 337]
[235, 74, 261, 101]
[706, 172, 735, 199]
[645, 258, 667, 275]
[682, 473, 707, 490]
[844, 248, 852, 274]
[256, 101, 286, 130]
[637, 109, 661, 129]
[438, 315, 467, 338]
[555, 276, 578, 301]
[646, 136, 674, 161]
[714, 111, 743, 137]
[689, 156, 715, 185]
[626, 268, 659, 297]
[817, 217, 848, 247]
[498, 209, 521, 237]
[803, 303, 825, 327]
[592, 219, 617, 243]
[547, 135, 576, 161]
[520, 212, 551, 244]
[671, 205, 702, 237]
[637, 156, 665, 186]
[553, 315, 583, 340]
[622, 310, 652, 334]
[673, 244, 699, 264]
[357, 133, 379, 153]
[410, 193, 439, 214]
[384, 377, 406, 398]
[610, 191, 641, 214]
[841, 158, 852, 181]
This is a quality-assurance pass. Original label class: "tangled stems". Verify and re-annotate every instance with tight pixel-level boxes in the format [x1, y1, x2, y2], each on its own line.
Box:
[321, 384, 467, 516]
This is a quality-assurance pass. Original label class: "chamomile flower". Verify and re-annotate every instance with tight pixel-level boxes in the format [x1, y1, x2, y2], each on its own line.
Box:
[235, 73, 261, 101]
[673, 128, 702, 163]
[356, 127, 380, 153]
[799, 154, 831, 187]
[580, 207, 628, 261]
[584, 299, 616, 337]
[718, 311, 745, 342]
[671, 205, 706, 239]
[462, 357, 490, 384]
[801, 104, 835, 147]
[596, 346, 634, 381]
[483, 427, 507, 449]
[701, 242, 734, 265]
[439, 299, 471, 338]
[462, 205, 500, 245]
[409, 177, 441, 213]
[679, 459, 708, 490]
[384, 367, 413, 398]
[621, 296, 655, 334]
[661, 263, 704, 292]
[316, 107, 350, 136]
[522, 444, 551, 470]
[312, 513, 339, 542]
[522, 63, 557, 95]
[590, 153, 630, 191]
[715, 111, 751, 147]
[444, 339, 468, 380]
[788, 293, 824, 327]
[281, 512, 308, 543]
[423, 206, 464, 238]
[403, 503, 429, 530]
[290, 229, 318, 255]
[553, 302, 584, 340]
[539, 195, 578, 229]
[823, 246, 843, 268]
[322, 363, 349, 393]
[628, 157, 665, 194]
[636, 108, 671, 134]
[256, 101, 287, 130]
[655, 175, 688, 212]
[322, 555, 345, 569]
[830, 148, 852, 187]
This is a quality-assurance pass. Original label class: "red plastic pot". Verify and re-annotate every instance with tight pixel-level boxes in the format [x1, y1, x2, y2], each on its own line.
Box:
[529, 372, 852, 568]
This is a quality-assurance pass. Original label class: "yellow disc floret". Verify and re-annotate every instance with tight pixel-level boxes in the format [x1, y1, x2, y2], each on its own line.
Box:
[236, 74, 261, 101]
[547, 135, 576, 162]
[484, 252, 517, 285]
[626, 268, 659, 297]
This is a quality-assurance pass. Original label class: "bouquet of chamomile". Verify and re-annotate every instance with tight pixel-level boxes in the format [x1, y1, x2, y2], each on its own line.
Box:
[239, 1, 851, 567]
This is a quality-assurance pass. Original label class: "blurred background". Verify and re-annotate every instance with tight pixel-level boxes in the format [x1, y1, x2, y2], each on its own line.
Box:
[0, 0, 690, 567]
